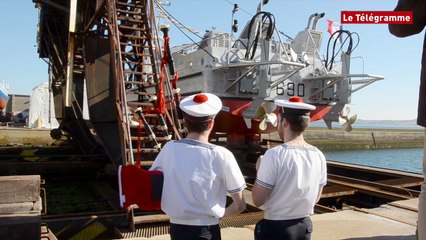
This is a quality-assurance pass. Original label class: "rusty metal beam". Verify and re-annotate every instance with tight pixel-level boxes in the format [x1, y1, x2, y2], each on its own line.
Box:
[321, 184, 356, 198]
[328, 177, 414, 201]
[83, 1, 107, 34]
[315, 204, 339, 213]
[376, 177, 424, 188]
[329, 173, 420, 198]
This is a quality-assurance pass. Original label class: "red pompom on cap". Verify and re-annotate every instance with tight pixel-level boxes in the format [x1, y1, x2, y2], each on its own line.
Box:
[193, 94, 208, 104]
[289, 96, 303, 103]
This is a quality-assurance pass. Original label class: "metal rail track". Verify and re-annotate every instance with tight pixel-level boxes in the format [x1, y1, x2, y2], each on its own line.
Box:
[327, 173, 420, 200]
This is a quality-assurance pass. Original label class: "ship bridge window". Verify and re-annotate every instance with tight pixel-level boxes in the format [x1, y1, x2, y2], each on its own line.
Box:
[198, 31, 230, 49]
[213, 33, 230, 48]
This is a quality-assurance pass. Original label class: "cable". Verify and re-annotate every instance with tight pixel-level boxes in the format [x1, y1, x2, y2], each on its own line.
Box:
[244, 11, 275, 60]
[324, 29, 360, 71]
[154, 0, 217, 60]
[155, 1, 203, 39]
[223, 0, 253, 16]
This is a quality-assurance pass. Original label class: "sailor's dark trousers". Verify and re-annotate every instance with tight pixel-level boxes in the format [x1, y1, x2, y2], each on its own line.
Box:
[169, 223, 221, 240]
[254, 217, 313, 240]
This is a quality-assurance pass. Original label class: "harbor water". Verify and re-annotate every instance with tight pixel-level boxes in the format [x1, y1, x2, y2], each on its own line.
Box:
[310, 121, 424, 175]
[324, 147, 423, 175]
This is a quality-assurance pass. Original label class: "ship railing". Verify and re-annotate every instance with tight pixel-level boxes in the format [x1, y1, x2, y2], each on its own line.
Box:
[273, 29, 293, 62]
[349, 74, 385, 93]
[303, 74, 384, 100]
[215, 59, 306, 70]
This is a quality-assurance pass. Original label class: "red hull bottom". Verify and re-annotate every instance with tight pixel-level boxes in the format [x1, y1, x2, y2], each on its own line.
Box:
[212, 99, 332, 147]
[0, 98, 7, 111]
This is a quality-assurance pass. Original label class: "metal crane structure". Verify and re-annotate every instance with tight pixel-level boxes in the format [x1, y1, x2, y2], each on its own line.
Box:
[34, 0, 182, 169]
[33, 0, 384, 168]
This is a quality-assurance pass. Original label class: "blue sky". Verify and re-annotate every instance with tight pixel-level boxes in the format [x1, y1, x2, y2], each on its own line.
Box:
[0, 0, 424, 121]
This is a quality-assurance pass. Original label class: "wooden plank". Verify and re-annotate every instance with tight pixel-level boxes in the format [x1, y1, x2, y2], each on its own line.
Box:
[0, 199, 41, 214]
[134, 214, 169, 225]
[0, 175, 40, 204]
[376, 177, 424, 188]
[321, 185, 356, 198]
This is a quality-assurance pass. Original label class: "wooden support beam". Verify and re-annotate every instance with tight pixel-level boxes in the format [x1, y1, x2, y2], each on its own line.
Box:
[0, 175, 41, 240]
[0, 175, 40, 204]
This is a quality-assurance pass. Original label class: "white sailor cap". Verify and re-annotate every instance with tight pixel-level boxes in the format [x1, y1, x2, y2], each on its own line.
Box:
[179, 93, 222, 118]
[274, 96, 316, 116]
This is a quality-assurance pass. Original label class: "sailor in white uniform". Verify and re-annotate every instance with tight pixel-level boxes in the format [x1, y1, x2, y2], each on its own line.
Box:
[252, 96, 327, 240]
[150, 93, 247, 240]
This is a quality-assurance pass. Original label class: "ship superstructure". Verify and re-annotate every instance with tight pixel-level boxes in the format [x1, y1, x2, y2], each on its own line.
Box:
[170, 2, 383, 145]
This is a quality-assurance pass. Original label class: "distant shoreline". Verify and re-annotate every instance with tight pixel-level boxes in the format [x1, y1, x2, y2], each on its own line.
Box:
[306, 127, 424, 151]
[310, 120, 423, 131]
[262, 127, 423, 151]
[309, 126, 424, 132]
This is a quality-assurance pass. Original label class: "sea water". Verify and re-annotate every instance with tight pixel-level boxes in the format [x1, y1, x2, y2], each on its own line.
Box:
[310, 120, 424, 174]
[323, 148, 423, 174]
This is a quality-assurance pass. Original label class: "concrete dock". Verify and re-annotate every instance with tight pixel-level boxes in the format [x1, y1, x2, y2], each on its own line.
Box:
[0, 127, 56, 145]
[125, 198, 418, 240]
[312, 199, 418, 240]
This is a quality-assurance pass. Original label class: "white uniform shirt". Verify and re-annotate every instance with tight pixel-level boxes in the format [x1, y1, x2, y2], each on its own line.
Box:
[150, 139, 247, 225]
[256, 144, 327, 220]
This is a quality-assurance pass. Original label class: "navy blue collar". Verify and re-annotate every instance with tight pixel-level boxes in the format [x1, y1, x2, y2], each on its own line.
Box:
[177, 139, 216, 150]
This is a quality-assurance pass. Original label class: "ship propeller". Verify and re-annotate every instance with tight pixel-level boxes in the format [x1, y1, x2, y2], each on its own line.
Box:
[255, 105, 278, 131]
[338, 106, 357, 132]
[259, 113, 278, 131]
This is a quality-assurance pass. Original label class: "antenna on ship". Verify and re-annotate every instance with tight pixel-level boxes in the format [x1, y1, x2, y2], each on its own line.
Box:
[155, 1, 171, 34]
[231, 4, 239, 35]
[228, 3, 239, 65]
